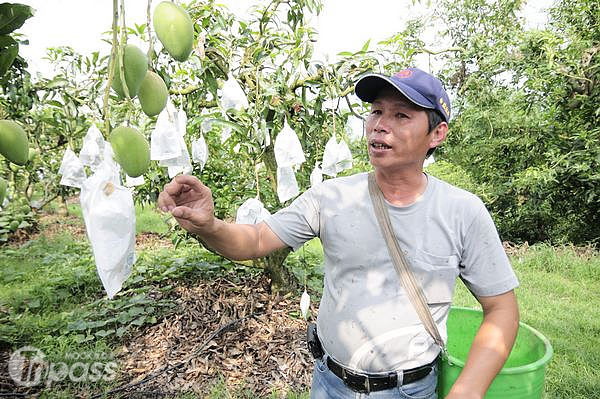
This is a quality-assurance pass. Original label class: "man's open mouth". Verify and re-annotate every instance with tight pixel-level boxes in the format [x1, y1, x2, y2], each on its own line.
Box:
[370, 141, 392, 150]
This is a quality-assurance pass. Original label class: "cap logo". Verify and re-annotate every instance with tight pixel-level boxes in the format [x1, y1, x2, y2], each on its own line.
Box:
[439, 98, 450, 117]
[394, 70, 413, 79]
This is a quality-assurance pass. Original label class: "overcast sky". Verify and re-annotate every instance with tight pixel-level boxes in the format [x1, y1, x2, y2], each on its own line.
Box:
[17, 0, 551, 77]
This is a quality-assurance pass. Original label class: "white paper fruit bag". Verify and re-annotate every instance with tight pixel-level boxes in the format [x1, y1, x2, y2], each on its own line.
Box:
[79, 124, 105, 170]
[220, 74, 249, 111]
[274, 121, 305, 168]
[277, 166, 299, 203]
[191, 133, 208, 170]
[80, 152, 135, 299]
[58, 147, 87, 188]
[235, 197, 271, 224]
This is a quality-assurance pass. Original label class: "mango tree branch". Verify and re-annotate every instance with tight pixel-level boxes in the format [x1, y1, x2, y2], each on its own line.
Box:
[421, 46, 466, 55]
[169, 85, 200, 95]
[147, 0, 154, 67]
[118, 0, 131, 100]
[340, 85, 353, 97]
[102, 0, 119, 138]
[345, 94, 365, 121]
[290, 68, 324, 91]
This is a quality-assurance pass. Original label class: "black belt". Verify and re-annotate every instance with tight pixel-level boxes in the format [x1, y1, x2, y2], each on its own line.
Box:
[325, 356, 437, 393]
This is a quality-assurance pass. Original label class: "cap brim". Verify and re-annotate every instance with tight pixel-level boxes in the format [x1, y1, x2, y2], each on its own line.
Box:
[355, 73, 435, 110]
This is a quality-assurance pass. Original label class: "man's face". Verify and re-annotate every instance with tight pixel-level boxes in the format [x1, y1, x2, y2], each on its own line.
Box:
[365, 87, 439, 173]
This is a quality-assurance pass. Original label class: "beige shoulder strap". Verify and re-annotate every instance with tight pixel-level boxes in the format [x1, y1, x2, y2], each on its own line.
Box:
[367, 172, 446, 351]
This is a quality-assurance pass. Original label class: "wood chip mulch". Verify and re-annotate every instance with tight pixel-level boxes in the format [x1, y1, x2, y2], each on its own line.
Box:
[116, 274, 316, 397]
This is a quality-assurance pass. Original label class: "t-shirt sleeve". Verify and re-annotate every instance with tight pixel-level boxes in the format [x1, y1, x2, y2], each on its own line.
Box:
[459, 203, 519, 297]
[263, 186, 320, 251]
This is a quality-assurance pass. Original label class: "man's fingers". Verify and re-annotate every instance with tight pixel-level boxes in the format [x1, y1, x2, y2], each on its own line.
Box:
[157, 191, 176, 212]
[159, 175, 210, 213]
[163, 175, 207, 196]
[171, 206, 196, 222]
[173, 174, 206, 192]
[163, 180, 183, 196]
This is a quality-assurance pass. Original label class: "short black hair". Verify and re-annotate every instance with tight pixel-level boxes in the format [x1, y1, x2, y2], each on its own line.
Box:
[426, 109, 444, 158]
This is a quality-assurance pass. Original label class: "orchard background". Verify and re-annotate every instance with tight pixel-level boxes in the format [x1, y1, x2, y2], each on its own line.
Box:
[0, 0, 599, 397]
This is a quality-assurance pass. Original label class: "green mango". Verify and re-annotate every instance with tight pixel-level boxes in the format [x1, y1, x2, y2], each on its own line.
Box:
[153, 1, 194, 62]
[0, 119, 29, 165]
[138, 70, 168, 116]
[0, 177, 7, 205]
[111, 44, 148, 98]
[109, 126, 150, 178]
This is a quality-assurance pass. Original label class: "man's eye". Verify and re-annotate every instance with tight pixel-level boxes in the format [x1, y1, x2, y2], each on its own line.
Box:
[371, 109, 382, 115]
[397, 113, 408, 118]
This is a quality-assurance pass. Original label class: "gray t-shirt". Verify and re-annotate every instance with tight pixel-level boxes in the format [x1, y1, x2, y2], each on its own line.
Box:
[264, 172, 519, 373]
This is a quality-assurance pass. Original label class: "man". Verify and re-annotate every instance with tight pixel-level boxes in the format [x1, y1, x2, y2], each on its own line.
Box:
[158, 68, 520, 399]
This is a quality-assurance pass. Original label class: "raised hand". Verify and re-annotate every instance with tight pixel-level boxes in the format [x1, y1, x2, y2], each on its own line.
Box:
[158, 174, 215, 235]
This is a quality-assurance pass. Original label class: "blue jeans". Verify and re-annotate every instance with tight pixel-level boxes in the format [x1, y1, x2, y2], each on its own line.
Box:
[310, 355, 438, 399]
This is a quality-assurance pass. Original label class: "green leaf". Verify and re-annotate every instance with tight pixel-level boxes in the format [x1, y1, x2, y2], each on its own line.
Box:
[94, 329, 115, 338]
[0, 40, 18, 76]
[27, 299, 41, 308]
[127, 306, 145, 317]
[73, 334, 87, 343]
[130, 315, 146, 326]
[117, 312, 132, 324]
[0, 34, 17, 47]
[116, 325, 130, 337]
[47, 100, 63, 107]
[360, 39, 371, 53]
[0, 3, 34, 35]
[17, 221, 30, 229]
[204, 118, 245, 134]
[45, 77, 69, 89]
[67, 319, 88, 331]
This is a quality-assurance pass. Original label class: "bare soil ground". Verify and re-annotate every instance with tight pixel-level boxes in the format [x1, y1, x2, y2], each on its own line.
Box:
[115, 274, 315, 397]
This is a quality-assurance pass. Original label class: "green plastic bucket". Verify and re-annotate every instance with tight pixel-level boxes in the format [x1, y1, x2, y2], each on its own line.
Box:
[438, 307, 553, 398]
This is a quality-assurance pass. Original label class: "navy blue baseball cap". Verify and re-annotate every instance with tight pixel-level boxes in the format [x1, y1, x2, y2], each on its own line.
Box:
[355, 68, 451, 122]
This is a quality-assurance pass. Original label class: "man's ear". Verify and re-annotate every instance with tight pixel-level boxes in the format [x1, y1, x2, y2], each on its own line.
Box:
[429, 122, 448, 149]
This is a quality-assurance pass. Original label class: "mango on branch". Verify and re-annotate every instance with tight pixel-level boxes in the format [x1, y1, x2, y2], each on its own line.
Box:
[0, 119, 29, 165]
[109, 126, 151, 178]
[153, 1, 194, 62]
[111, 44, 148, 98]
[138, 71, 168, 116]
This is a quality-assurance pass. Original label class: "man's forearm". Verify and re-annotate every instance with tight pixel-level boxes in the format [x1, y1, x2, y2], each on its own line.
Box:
[192, 219, 284, 261]
[446, 291, 519, 398]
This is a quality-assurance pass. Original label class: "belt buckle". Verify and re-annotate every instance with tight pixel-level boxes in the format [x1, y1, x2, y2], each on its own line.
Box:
[363, 373, 371, 393]
[341, 367, 371, 393]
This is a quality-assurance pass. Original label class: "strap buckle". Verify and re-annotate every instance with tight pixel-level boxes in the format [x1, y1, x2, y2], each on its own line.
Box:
[340, 366, 371, 393]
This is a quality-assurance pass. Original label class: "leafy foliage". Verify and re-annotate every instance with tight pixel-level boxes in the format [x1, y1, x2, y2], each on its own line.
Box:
[0, 193, 35, 242]
[0, 2, 33, 78]
[437, 0, 600, 245]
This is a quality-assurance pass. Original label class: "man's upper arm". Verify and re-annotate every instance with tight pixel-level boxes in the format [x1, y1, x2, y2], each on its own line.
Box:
[460, 205, 519, 297]
[255, 221, 288, 257]
[476, 290, 519, 317]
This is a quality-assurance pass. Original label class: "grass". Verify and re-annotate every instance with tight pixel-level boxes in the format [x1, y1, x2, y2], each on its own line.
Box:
[134, 203, 170, 235]
[452, 244, 600, 399]
[1, 205, 599, 398]
[64, 202, 169, 235]
[0, 233, 103, 347]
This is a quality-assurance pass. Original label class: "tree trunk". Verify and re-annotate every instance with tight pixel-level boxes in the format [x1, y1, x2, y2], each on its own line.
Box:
[254, 109, 299, 293]
[254, 247, 298, 294]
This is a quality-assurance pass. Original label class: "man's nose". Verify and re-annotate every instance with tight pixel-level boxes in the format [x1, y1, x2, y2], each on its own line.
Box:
[372, 115, 389, 133]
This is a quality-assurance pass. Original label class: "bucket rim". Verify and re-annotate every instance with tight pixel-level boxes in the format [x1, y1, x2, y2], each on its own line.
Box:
[445, 307, 553, 374]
